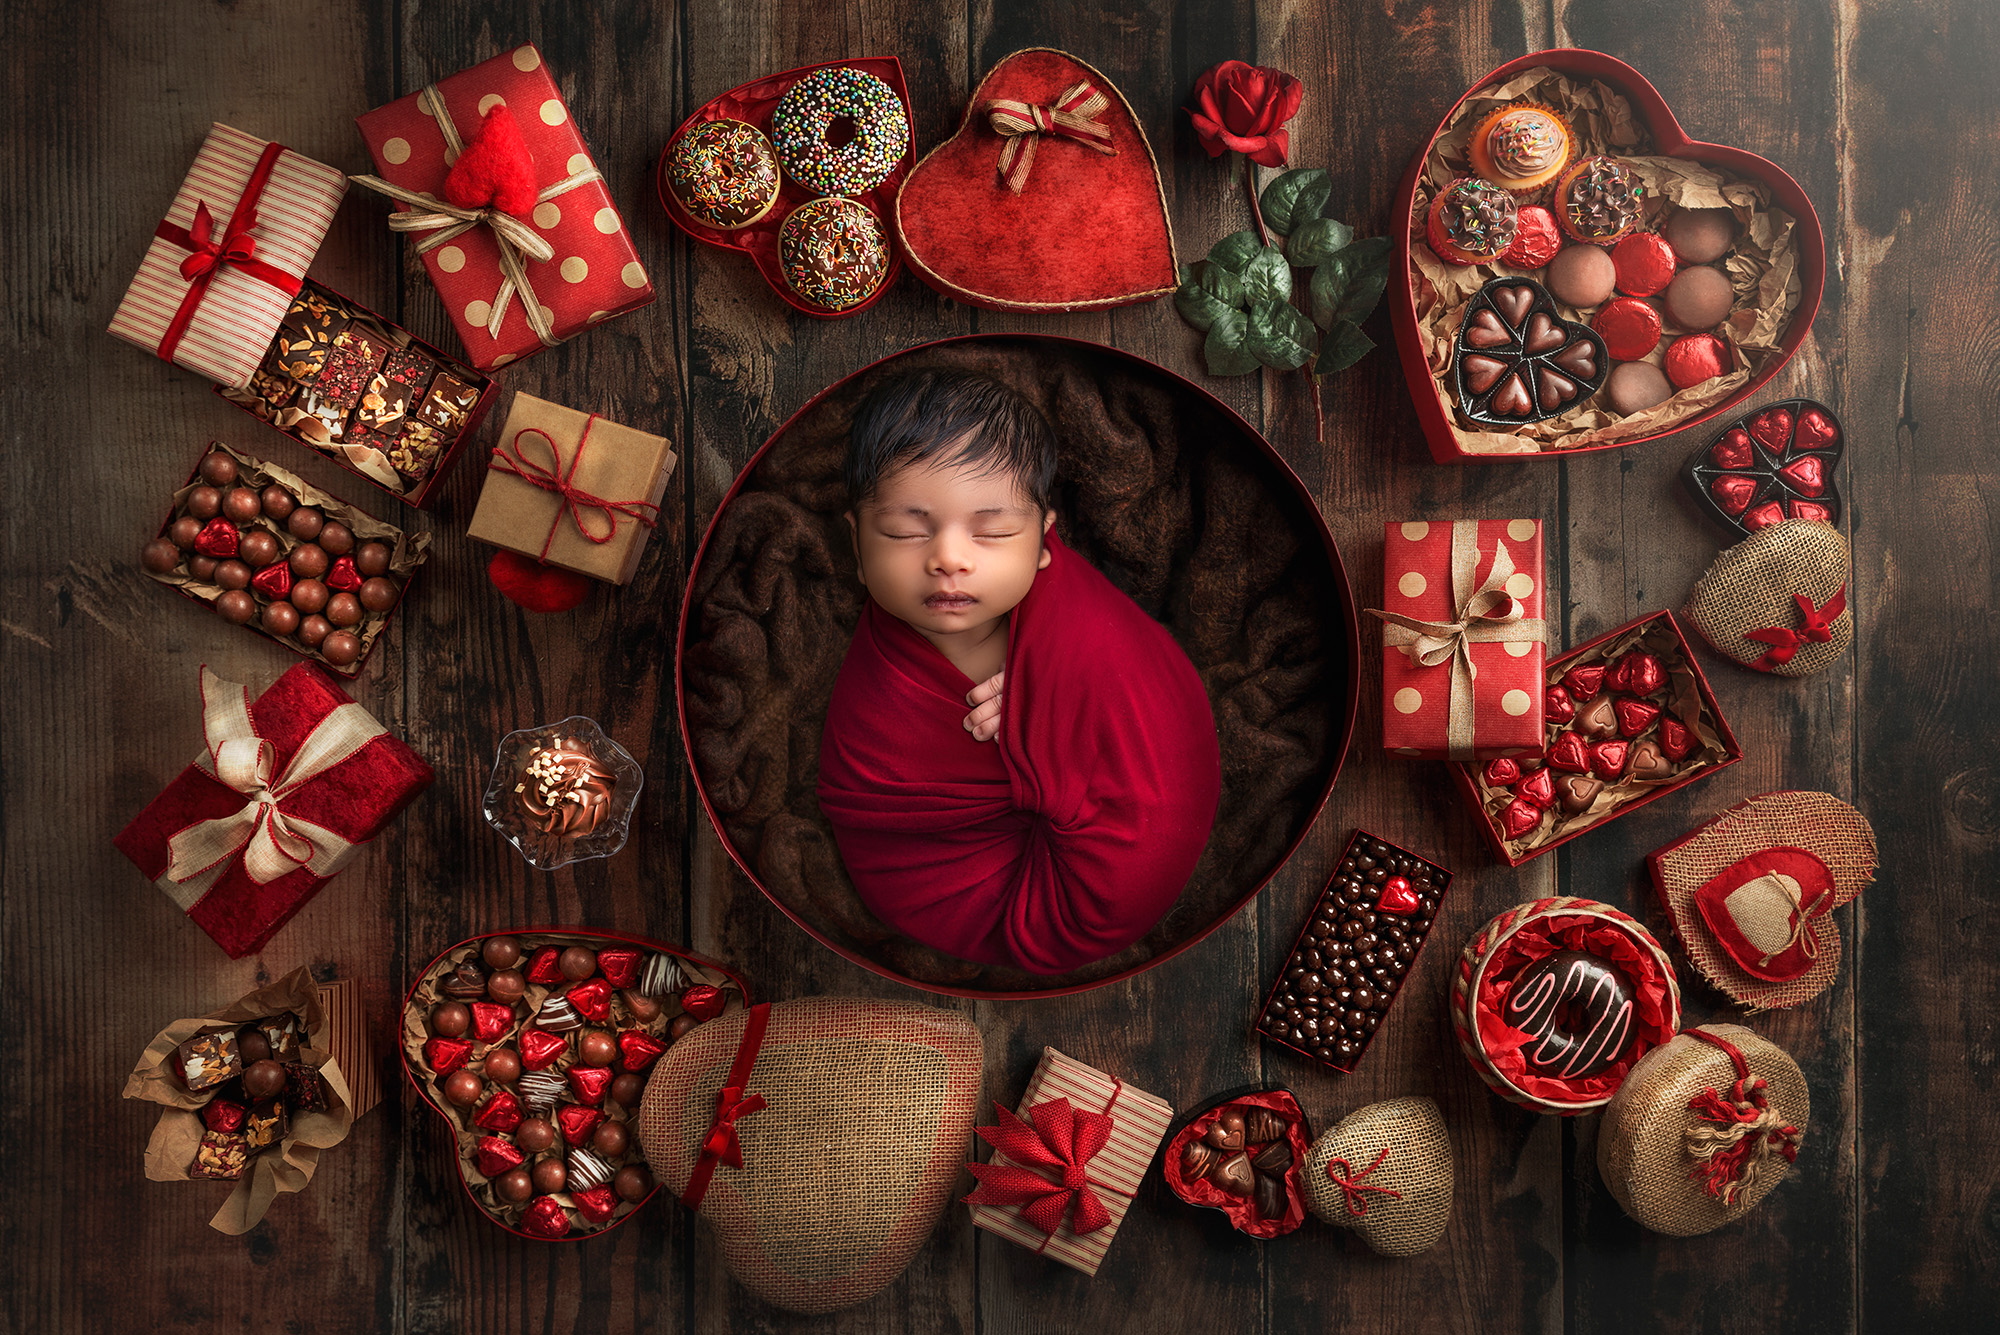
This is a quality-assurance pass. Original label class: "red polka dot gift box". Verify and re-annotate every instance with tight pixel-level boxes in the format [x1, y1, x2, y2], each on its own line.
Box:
[1366, 519, 1548, 761]
[354, 44, 655, 372]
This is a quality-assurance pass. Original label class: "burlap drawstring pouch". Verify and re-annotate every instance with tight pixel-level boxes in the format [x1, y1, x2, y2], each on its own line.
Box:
[1683, 519, 1850, 676]
[1648, 790, 1877, 1009]
[637, 996, 982, 1315]
[1302, 1096, 1452, 1256]
[1599, 1023, 1807, 1235]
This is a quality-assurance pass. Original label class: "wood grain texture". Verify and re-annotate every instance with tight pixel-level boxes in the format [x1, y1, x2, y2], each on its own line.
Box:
[1, 0, 1995, 1331]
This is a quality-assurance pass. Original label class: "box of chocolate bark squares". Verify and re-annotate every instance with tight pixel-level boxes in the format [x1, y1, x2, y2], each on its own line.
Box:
[1256, 830, 1452, 1073]
[1450, 610, 1742, 865]
[217, 280, 497, 508]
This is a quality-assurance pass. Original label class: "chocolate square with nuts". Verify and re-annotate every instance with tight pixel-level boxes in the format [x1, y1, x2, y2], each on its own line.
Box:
[190, 1129, 252, 1180]
[176, 1030, 242, 1092]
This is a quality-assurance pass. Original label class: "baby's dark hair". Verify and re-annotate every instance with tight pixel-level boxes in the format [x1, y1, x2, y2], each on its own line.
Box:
[844, 370, 1058, 512]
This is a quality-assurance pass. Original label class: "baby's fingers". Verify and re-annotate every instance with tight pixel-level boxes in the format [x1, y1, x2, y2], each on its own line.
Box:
[962, 694, 1004, 742]
[964, 671, 1004, 707]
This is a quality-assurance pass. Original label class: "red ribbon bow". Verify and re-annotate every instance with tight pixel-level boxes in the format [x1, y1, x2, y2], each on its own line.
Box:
[680, 1002, 770, 1212]
[150, 140, 302, 364]
[963, 1097, 1118, 1236]
[177, 200, 259, 281]
[700, 1084, 767, 1170]
[489, 420, 661, 564]
[1324, 1145, 1403, 1218]
[1744, 586, 1846, 669]
[983, 80, 1117, 194]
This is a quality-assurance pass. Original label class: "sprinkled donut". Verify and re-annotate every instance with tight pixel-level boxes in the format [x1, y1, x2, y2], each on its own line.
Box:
[778, 198, 891, 312]
[770, 66, 909, 197]
[666, 118, 781, 229]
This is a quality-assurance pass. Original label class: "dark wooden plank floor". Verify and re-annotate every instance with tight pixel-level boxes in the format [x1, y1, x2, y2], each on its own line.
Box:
[3, 1, 1995, 1331]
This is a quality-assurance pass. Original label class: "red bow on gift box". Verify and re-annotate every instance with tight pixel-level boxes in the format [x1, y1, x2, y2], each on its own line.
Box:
[177, 201, 259, 281]
[1745, 587, 1846, 669]
[984, 80, 1117, 194]
[150, 142, 303, 362]
[963, 1097, 1120, 1236]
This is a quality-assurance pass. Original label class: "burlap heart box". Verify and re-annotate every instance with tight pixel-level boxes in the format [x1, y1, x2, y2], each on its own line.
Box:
[638, 997, 982, 1314]
[1303, 1096, 1453, 1257]
[893, 48, 1178, 312]
[1683, 518, 1850, 676]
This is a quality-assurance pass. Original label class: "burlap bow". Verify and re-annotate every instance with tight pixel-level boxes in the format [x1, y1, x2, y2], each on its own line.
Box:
[1366, 520, 1546, 758]
[1683, 1029, 1801, 1205]
[1324, 1145, 1404, 1218]
[964, 1097, 1121, 1236]
[1746, 587, 1846, 669]
[984, 80, 1117, 194]
[158, 668, 386, 906]
[350, 86, 603, 348]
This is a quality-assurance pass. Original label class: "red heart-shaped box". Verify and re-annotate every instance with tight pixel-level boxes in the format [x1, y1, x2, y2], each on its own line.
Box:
[893, 48, 1179, 312]
[401, 927, 750, 1241]
[656, 59, 910, 320]
[1391, 49, 1826, 464]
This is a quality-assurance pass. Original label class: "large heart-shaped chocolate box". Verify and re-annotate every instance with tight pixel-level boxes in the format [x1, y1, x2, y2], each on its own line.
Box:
[894, 48, 1178, 312]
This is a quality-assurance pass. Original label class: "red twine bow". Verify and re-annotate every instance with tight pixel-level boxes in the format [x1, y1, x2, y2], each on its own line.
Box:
[488, 419, 660, 564]
[1324, 1145, 1403, 1217]
[681, 1002, 770, 1212]
[1744, 586, 1847, 670]
[984, 81, 1117, 194]
[151, 140, 302, 363]
[1684, 1030, 1802, 1205]
[964, 1096, 1119, 1236]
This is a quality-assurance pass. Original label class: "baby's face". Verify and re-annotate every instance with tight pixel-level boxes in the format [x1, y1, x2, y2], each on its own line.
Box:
[850, 455, 1053, 645]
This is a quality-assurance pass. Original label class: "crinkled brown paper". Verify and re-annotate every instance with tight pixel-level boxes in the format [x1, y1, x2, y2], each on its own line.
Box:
[1410, 67, 1804, 455]
[122, 966, 356, 1234]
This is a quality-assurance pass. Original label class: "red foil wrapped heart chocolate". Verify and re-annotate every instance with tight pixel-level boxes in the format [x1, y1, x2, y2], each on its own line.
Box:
[1684, 398, 1843, 537]
[1517, 766, 1556, 807]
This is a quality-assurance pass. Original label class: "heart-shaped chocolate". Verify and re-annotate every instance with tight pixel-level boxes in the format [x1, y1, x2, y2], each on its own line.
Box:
[1516, 766, 1556, 807]
[1377, 876, 1422, 914]
[1303, 1096, 1452, 1256]
[1483, 758, 1521, 786]
[1546, 731, 1591, 774]
[1629, 738, 1673, 780]
[1684, 398, 1844, 536]
[1557, 774, 1603, 814]
[1590, 739, 1630, 779]
[1501, 797, 1544, 838]
[1658, 715, 1697, 761]
[1453, 277, 1607, 426]
[1211, 1151, 1257, 1196]
[1615, 698, 1662, 737]
[1562, 664, 1606, 700]
[1205, 1107, 1248, 1151]
[894, 49, 1177, 311]
[1574, 693, 1619, 740]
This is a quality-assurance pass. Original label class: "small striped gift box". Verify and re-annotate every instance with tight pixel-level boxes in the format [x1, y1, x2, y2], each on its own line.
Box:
[108, 123, 347, 389]
[966, 1047, 1173, 1276]
[314, 977, 381, 1119]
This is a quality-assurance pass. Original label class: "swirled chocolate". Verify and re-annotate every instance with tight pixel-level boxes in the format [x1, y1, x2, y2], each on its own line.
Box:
[512, 742, 617, 840]
[1504, 949, 1634, 1078]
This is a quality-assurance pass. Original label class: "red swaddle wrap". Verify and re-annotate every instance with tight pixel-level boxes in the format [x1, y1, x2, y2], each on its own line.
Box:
[817, 532, 1221, 974]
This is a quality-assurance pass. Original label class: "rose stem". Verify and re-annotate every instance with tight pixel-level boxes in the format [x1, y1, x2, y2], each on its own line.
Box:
[1244, 159, 1327, 448]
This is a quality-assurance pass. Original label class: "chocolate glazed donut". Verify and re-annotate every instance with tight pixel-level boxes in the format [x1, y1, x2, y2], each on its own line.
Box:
[1504, 950, 1635, 1078]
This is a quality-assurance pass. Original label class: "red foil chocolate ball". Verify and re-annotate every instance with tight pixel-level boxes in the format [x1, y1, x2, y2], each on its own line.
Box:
[1664, 334, 1730, 389]
[1500, 204, 1561, 270]
[1611, 232, 1677, 297]
[1592, 297, 1662, 362]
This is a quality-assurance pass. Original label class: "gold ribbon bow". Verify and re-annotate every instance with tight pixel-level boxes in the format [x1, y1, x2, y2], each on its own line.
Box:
[983, 80, 1117, 194]
[349, 85, 604, 348]
[158, 668, 385, 905]
[1365, 520, 1546, 759]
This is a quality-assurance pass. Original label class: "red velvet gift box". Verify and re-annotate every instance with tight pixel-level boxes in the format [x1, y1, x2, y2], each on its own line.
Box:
[354, 43, 654, 371]
[115, 665, 433, 958]
[1373, 519, 1547, 760]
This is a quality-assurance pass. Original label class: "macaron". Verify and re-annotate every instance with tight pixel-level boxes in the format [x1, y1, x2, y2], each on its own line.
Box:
[1663, 207, 1737, 264]
[1606, 362, 1672, 414]
[1665, 266, 1734, 329]
[1546, 244, 1616, 308]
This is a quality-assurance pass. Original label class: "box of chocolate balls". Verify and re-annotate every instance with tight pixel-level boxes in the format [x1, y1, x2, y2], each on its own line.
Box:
[401, 930, 750, 1241]
[140, 442, 429, 676]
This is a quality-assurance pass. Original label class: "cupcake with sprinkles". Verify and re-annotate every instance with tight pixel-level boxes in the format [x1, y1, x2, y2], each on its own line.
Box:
[1467, 104, 1574, 196]
[1555, 156, 1646, 245]
[770, 66, 909, 197]
[665, 118, 781, 229]
[1425, 177, 1520, 266]
[778, 198, 892, 312]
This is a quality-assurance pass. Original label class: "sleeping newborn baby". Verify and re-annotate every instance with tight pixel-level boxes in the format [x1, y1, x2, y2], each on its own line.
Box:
[816, 369, 1220, 975]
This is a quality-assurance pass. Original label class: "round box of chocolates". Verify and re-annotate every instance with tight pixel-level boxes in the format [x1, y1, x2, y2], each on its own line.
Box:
[401, 930, 750, 1240]
[1161, 1087, 1312, 1238]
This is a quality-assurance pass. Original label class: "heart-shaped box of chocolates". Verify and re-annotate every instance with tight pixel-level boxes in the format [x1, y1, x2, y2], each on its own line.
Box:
[1682, 398, 1843, 536]
[1391, 49, 1826, 463]
[1163, 1087, 1312, 1239]
[1453, 276, 1608, 426]
[400, 929, 749, 1241]
[656, 59, 910, 319]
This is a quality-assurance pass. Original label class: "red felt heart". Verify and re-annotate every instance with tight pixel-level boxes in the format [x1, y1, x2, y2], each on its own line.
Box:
[489, 550, 593, 614]
[1779, 455, 1826, 496]
[1795, 409, 1840, 452]
[894, 49, 1178, 311]
[1483, 758, 1521, 786]
[1516, 766, 1556, 808]
[1711, 474, 1757, 515]
[1710, 430, 1754, 470]
[442, 104, 540, 220]
[1748, 408, 1793, 453]
[1744, 501, 1786, 531]
[1616, 698, 1662, 737]
[1546, 731, 1590, 774]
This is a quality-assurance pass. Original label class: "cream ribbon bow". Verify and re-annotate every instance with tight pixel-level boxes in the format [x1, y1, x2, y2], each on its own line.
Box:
[1366, 521, 1546, 759]
[158, 668, 385, 907]
[349, 85, 604, 347]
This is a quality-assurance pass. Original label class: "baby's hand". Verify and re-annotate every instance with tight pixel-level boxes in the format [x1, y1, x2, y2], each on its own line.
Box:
[963, 673, 1005, 743]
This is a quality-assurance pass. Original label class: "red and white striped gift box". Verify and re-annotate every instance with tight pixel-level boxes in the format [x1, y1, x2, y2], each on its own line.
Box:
[108, 123, 347, 389]
[968, 1047, 1173, 1277]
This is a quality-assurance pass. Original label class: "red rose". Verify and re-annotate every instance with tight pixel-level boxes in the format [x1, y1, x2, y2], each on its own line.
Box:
[1189, 61, 1304, 168]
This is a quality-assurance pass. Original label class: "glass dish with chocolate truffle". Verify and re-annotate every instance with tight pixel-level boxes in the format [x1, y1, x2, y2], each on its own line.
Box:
[483, 717, 644, 870]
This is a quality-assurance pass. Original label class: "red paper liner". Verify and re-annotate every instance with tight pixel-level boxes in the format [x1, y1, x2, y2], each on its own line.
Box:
[1161, 1088, 1310, 1239]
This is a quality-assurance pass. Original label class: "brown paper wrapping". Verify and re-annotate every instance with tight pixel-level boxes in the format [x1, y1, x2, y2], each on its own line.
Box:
[401, 934, 738, 1235]
[1468, 617, 1729, 855]
[465, 393, 676, 585]
[1409, 67, 1805, 455]
[122, 966, 357, 1234]
[145, 442, 430, 670]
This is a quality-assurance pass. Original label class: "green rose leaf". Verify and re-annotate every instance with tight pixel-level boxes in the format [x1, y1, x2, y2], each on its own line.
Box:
[1203, 307, 1261, 377]
[1247, 298, 1318, 371]
[1309, 235, 1394, 331]
[1207, 230, 1266, 275]
[1286, 217, 1355, 269]
[1175, 261, 1244, 331]
[1259, 167, 1333, 237]
[1315, 318, 1375, 375]
[1241, 246, 1293, 303]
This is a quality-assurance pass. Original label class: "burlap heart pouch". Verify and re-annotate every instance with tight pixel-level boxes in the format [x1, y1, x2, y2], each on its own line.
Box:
[1302, 1096, 1452, 1256]
[1683, 519, 1849, 676]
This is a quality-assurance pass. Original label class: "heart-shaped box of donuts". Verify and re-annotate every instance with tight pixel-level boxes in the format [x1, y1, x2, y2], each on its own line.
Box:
[656, 58, 910, 319]
[1391, 49, 1826, 464]
[400, 928, 750, 1240]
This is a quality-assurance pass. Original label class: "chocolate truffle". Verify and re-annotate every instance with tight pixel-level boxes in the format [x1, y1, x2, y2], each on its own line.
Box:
[484, 1047, 523, 1084]
[1664, 207, 1737, 264]
[578, 1030, 618, 1067]
[325, 593, 363, 627]
[290, 578, 329, 614]
[483, 936, 523, 970]
[243, 1059, 286, 1100]
[212, 561, 251, 593]
[1665, 265, 1733, 330]
[198, 451, 239, 487]
[287, 507, 324, 541]
[260, 485, 297, 520]
[443, 1069, 483, 1107]
[559, 946, 598, 981]
[431, 1002, 471, 1037]
[358, 577, 398, 612]
[531, 1158, 567, 1194]
[318, 521, 355, 557]
[668, 1014, 698, 1042]
[495, 1167, 534, 1203]
[297, 615, 333, 648]
[187, 555, 219, 581]
[319, 631, 361, 668]
[354, 541, 391, 578]
[236, 1030, 273, 1065]
[1546, 244, 1615, 308]
[262, 601, 301, 636]
[610, 1072, 645, 1107]
[1606, 361, 1673, 414]
[238, 529, 280, 568]
[289, 543, 329, 579]
[142, 538, 181, 574]
[613, 1162, 653, 1202]
[170, 515, 204, 549]
[215, 589, 256, 624]
[186, 486, 222, 520]
[223, 487, 263, 522]
[487, 968, 527, 1003]
[515, 1117, 557, 1153]
[589, 1120, 630, 1158]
